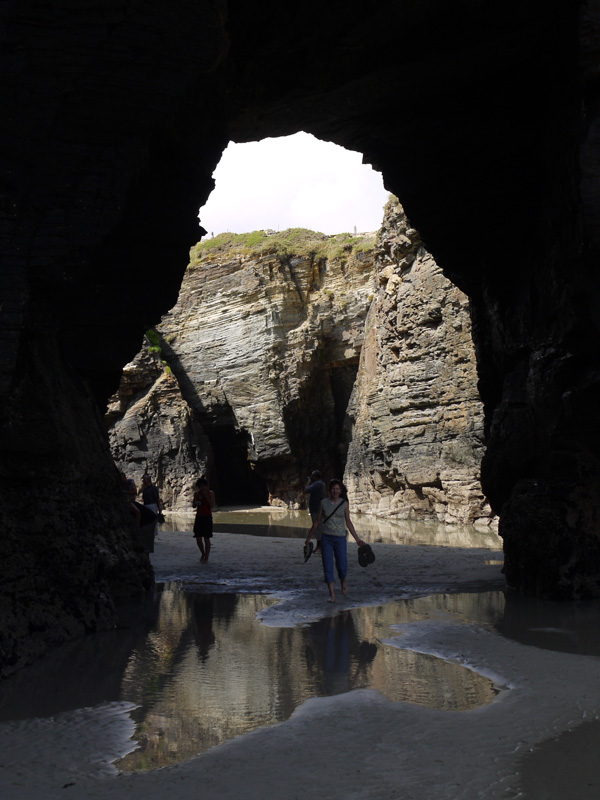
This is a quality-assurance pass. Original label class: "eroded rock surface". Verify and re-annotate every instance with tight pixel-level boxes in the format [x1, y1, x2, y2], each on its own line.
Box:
[109, 208, 494, 527]
[1, 337, 152, 677]
[345, 201, 493, 525]
[106, 345, 212, 510]
[109, 230, 377, 507]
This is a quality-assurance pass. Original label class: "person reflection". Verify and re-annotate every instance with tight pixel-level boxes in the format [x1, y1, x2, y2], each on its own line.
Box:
[324, 613, 351, 694]
[304, 611, 378, 696]
[192, 595, 216, 663]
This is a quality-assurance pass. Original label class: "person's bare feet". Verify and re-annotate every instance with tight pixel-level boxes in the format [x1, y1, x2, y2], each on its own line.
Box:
[327, 596, 335, 603]
[341, 581, 348, 595]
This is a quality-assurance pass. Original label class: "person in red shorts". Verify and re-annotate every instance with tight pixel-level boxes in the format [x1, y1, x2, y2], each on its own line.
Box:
[193, 478, 216, 562]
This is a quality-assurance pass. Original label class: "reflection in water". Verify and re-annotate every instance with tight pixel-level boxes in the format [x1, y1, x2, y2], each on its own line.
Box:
[0, 589, 509, 775]
[165, 508, 310, 539]
[351, 515, 501, 549]
[114, 588, 500, 772]
[164, 506, 502, 550]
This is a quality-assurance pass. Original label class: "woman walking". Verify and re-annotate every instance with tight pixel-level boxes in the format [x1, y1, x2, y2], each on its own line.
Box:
[193, 478, 216, 562]
[305, 479, 365, 602]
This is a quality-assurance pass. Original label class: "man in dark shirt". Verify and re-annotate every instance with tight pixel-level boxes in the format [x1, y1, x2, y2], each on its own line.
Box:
[305, 470, 326, 552]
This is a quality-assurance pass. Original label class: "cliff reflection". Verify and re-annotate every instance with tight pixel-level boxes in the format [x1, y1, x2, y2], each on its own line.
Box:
[165, 507, 501, 549]
[116, 588, 500, 772]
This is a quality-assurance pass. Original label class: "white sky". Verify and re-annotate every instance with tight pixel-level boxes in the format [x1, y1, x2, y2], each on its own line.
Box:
[198, 132, 389, 237]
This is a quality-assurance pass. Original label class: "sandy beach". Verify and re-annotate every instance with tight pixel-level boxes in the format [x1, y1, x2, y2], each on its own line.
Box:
[2, 516, 600, 800]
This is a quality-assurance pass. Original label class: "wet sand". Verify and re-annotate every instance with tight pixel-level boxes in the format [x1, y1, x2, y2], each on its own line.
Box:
[2, 521, 600, 799]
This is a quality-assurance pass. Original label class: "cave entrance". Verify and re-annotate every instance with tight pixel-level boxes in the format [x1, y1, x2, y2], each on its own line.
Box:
[279, 354, 359, 493]
[329, 362, 359, 478]
[207, 425, 268, 507]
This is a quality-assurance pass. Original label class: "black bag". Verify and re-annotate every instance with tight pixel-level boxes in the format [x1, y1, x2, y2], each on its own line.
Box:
[358, 544, 375, 568]
[157, 512, 166, 524]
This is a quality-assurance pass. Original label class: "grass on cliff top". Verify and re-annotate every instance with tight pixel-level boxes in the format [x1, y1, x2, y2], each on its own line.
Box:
[190, 228, 375, 265]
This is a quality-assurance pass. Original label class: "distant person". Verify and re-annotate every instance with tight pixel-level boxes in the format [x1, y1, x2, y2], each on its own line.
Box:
[193, 478, 216, 562]
[142, 474, 163, 536]
[305, 470, 326, 553]
[121, 471, 141, 525]
[305, 479, 365, 603]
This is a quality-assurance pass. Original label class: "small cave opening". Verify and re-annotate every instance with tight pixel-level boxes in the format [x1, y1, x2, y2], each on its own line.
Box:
[282, 357, 359, 485]
[329, 361, 359, 477]
[207, 425, 269, 506]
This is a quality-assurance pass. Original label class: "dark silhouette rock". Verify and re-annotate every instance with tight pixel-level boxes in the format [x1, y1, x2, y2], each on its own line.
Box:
[0, 0, 594, 672]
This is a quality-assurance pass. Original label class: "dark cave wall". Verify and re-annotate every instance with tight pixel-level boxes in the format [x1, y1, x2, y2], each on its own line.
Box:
[225, 0, 597, 595]
[0, 332, 153, 674]
[0, 0, 597, 672]
[0, 0, 232, 675]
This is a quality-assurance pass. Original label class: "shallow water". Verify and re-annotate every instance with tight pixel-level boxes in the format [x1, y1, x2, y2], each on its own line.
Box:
[2, 576, 600, 784]
[165, 506, 502, 549]
[0, 588, 503, 773]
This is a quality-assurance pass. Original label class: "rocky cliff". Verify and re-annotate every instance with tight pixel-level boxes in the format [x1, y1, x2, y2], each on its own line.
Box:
[109, 204, 493, 526]
[345, 201, 492, 525]
[108, 229, 377, 507]
[106, 344, 212, 509]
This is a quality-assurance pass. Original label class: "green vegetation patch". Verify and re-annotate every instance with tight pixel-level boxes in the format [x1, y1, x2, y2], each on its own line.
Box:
[145, 329, 174, 375]
[191, 228, 376, 265]
[145, 327, 162, 354]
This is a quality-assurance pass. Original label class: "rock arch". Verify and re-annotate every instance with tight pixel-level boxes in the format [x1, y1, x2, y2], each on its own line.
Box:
[0, 0, 594, 672]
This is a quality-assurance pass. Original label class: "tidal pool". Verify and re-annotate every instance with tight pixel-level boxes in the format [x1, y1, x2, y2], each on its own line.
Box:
[0, 588, 502, 773]
[165, 506, 502, 549]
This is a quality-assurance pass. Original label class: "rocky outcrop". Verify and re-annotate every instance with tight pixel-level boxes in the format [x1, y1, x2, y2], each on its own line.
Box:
[109, 230, 377, 507]
[109, 209, 493, 526]
[106, 344, 212, 509]
[345, 201, 493, 525]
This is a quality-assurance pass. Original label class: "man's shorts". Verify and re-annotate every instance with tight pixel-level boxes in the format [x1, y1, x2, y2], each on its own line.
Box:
[193, 515, 213, 538]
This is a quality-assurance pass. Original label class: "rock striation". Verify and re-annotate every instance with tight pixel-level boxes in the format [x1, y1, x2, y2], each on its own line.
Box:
[109, 207, 494, 527]
[109, 229, 377, 508]
[345, 200, 493, 525]
[106, 344, 212, 510]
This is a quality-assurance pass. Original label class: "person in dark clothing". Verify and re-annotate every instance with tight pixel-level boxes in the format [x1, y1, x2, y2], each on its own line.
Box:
[193, 478, 216, 562]
[142, 474, 163, 536]
[305, 470, 326, 552]
[121, 471, 141, 525]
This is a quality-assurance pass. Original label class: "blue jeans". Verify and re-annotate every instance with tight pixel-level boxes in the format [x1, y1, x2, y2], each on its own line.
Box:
[320, 533, 348, 584]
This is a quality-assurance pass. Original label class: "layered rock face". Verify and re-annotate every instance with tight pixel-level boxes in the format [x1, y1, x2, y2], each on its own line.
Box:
[0, 0, 594, 672]
[106, 345, 212, 510]
[345, 202, 492, 525]
[110, 206, 493, 527]
[109, 230, 377, 508]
